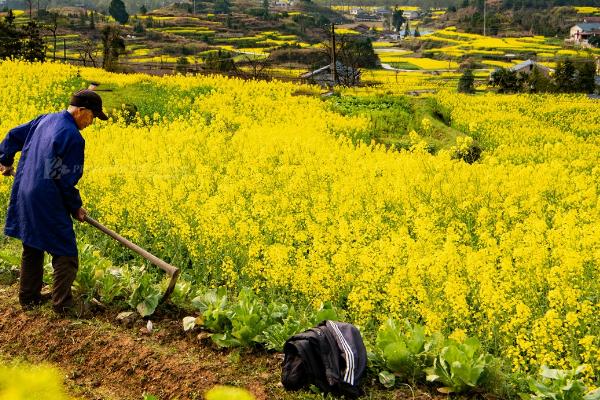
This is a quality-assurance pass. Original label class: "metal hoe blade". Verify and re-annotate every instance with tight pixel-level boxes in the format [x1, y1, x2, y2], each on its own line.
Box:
[84, 215, 180, 304]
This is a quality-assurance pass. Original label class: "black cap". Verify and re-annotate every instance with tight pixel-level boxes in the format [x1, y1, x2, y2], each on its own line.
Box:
[69, 89, 108, 121]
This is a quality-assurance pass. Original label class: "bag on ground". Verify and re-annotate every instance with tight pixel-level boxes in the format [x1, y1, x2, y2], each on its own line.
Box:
[281, 320, 367, 398]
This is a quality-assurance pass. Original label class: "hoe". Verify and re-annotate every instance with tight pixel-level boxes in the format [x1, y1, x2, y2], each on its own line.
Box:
[9, 170, 180, 303]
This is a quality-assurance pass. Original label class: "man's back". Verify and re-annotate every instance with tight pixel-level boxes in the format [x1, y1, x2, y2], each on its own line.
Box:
[4, 110, 85, 257]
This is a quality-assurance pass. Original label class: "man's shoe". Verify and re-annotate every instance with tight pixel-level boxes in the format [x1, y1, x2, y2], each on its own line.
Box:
[20, 294, 51, 310]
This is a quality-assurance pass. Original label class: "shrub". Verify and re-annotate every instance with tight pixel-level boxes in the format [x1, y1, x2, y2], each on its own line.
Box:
[458, 69, 475, 94]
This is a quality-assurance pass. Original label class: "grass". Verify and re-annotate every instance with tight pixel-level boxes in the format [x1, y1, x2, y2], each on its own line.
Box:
[328, 94, 465, 152]
[387, 62, 420, 70]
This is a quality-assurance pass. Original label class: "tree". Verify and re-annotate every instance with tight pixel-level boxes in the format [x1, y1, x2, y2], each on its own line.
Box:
[5, 9, 15, 25]
[414, 25, 420, 37]
[458, 69, 475, 93]
[101, 25, 125, 71]
[43, 12, 59, 60]
[575, 60, 597, 94]
[133, 18, 145, 33]
[75, 39, 99, 67]
[490, 67, 523, 93]
[175, 56, 190, 73]
[90, 10, 95, 30]
[203, 50, 235, 72]
[588, 35, 600, 48]
[320, 34, 376, 86]
[140, 4, 147, 14]
[214, 0, 231, 14]
[526, 66, 553, 93]
[391, 8, 404, 32]
[554, 59, 576, 93]
[109, 0, 129, 24]
[403, 18, 411, 38]
[261, 0, 269, 18]
[239, 53, 271, 79]
[0, 20, 22, 59]
[20, 21, 45, 62]
[325, 35, 378, 69]
[79, 10, 88, 27]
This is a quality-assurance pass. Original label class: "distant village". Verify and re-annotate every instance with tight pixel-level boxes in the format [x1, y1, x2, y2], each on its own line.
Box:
[568, 16, 600, 46]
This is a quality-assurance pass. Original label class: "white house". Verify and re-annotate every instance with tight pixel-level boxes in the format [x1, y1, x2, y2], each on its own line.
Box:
[570, 22, 600, 44]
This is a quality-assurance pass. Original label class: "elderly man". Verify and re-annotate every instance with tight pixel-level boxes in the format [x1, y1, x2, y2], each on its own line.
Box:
[0, 89, 107, 315]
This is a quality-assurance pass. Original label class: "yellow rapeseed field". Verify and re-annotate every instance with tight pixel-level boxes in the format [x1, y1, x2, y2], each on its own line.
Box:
[0, 61, 598, 382]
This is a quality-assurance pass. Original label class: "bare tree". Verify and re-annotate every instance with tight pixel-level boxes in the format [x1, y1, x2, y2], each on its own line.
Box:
[238, 53, 272, 80]
[75, 39, 100, 67]
[43, 12, 59, 61]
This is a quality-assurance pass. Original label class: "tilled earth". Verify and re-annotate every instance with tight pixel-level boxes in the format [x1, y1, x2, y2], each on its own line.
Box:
[0, 285, 439, 400]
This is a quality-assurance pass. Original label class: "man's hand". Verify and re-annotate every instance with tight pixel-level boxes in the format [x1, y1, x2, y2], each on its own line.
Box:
[73, 207, 87, 222]
[0, 164, 13, 177]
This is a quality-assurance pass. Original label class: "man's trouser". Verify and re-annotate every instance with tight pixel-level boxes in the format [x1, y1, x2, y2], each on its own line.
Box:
[19, 243, 78, 312]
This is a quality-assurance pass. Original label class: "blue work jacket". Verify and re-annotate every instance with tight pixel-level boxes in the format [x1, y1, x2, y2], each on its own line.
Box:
[0, 111, 85, 257]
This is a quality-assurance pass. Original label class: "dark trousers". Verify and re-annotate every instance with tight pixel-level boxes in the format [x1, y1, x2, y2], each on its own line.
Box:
[19, 243, 78, 312]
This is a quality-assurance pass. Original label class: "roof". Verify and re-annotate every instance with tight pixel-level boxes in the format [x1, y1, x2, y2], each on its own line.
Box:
[510, 59, 552, 73]
[573, 23, 600, 32]
[300, 62, 359, 79]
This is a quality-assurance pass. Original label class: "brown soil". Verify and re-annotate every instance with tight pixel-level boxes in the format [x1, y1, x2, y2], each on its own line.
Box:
[0, 284, 442, 400]
[0, 285, 281, 400]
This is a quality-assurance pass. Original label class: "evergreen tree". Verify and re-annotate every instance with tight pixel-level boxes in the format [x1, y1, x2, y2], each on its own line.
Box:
[0, 19, 22, 59]
[391, 8, 404, 32]
[458, 68, 475, 93]
[214, 0, 231, 14]
[133, 18, 145, 33]
[140, 4, 147, 14]
[575, 60, 597, 94]
[21, 21, 45, 62]
[79, 10, 88, 27]
[525, 66, 552, 93]
[490, 67, 522, 93]
[554, 59, 576, 93]
[90, 10, 95, 30]
[5, 9, 15, 25]
[101, 25, 125, 71]
[175, 56, 190, 73]
[109, 0, 129, 24]
[414, 25, 420, 37]
[403, 18, 410, 38]
[204, 49, 235, 71]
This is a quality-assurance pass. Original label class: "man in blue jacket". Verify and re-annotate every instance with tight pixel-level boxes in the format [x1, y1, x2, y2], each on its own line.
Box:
[0, 89, 107, 315]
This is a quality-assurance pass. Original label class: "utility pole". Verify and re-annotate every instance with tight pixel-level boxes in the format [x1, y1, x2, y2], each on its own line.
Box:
[331, 23, 337, 86]
[483, 0, 487, 36]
